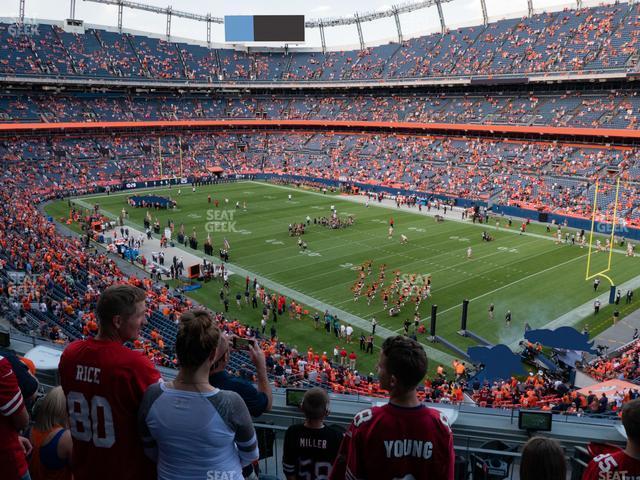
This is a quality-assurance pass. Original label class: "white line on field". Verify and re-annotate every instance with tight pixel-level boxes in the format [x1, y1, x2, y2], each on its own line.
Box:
[393, 253, 589, 333]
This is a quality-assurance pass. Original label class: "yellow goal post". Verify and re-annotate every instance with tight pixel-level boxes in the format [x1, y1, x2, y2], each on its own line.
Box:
[585, 177, 622, 287]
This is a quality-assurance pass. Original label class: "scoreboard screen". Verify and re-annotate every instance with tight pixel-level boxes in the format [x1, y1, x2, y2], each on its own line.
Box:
[225, 15, 305, 42]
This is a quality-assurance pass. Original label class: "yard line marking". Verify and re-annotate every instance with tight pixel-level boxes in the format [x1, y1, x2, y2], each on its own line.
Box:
[72, 197, 456, 364]
[308, 236, 544, 299]
[393, 253, 589, 333]
[256, 181, 631, 257]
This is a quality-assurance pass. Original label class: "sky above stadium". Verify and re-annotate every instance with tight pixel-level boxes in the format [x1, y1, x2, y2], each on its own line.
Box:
[3, 0, 619, 49]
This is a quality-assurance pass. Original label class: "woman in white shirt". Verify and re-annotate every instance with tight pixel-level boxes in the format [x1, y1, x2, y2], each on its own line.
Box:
[138, 310, 259, 480]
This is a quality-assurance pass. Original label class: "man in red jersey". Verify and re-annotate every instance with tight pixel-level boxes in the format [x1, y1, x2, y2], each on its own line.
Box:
[330, 335, 454, 480]
[0, 354, 31, 480]
[583, 398, 640, 480]
[59, 285, 161, 480]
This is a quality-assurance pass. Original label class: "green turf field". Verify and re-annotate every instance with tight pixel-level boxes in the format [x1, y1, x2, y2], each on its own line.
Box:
[46, 180, 640, 371]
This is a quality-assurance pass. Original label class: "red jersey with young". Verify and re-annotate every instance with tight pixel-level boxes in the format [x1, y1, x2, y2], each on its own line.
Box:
[59, 338, 161, 480]
[330, 403, 455, 480]
[0, 355, 28, 480]
[582, 451, 640, 480]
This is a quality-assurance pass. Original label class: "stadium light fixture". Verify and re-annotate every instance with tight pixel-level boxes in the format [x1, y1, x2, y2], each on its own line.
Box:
[392, 6, 403, 43]
[479, 0, 488, 26]
[166, 5, 171, 40]
[319, 21, 326, 53]
[355, 13, 365, 51]
[435, 0, 446, 34]
[117, 0, 123, 32]
[19, 0, 25, 24]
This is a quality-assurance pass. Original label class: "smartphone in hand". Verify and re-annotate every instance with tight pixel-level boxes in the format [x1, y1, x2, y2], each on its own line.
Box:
[232, 336, 255, 351]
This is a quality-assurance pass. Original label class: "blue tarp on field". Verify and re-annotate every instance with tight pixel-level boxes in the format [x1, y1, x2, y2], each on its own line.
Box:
[525, 327, 596, 354]
[467, 344, 527, 383]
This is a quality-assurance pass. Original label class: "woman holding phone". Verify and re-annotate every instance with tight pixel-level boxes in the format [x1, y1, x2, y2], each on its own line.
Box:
[209, 333, 274, 418]
[138, 310, 259, 480]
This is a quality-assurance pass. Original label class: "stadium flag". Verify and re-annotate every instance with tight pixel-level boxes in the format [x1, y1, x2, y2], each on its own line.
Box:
[224, 238, 230, 250]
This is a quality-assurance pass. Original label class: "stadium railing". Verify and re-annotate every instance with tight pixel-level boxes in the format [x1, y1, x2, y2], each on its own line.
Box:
[2, 327, 623, 479]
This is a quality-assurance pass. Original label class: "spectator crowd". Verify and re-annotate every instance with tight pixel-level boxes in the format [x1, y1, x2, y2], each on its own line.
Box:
[1, 3, 640, 82]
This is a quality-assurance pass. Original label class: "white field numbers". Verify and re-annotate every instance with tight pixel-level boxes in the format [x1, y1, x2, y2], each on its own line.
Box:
[300, 250, 321, 257]
[339, 262, 359, 270]
[67, 391, 115, 448]
[449, 236, 470, 242]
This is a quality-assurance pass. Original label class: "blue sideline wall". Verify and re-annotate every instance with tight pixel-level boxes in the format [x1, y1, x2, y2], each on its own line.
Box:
[256, 173, 640, 241]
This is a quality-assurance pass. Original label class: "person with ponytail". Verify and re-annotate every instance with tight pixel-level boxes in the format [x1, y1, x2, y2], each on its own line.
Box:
[28, 387, 72, 480]
[138, 310, 259, 480]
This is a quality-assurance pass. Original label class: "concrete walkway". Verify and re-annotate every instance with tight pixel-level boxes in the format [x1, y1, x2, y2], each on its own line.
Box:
[543, 282, 640, 331]
[73, 197, 458, 365]
[592, 309, 640, 352]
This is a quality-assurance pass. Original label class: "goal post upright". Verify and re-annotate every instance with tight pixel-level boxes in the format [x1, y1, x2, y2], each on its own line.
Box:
[584, 180, 599, 281]
[585, 177, 622, 296]
[604, 177, 621, 273]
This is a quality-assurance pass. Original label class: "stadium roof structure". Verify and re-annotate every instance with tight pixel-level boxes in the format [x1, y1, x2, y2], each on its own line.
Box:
[12, 0, 621, 52]
[77, 0, 470, 51]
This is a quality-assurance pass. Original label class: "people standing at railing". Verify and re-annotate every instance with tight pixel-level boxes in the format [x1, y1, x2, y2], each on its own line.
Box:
[208, 333, 273, 418]
[28, 386, 73, 480]
[59, 285, 162, 480]
[282, 387, 343, 480]
[582, 398, 640, 480]
[330, 335, 455, 480]
[138, 310, 258, 480]
[0, 352, 32, 480]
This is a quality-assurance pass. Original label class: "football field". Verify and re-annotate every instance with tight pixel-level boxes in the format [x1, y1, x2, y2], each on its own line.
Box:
[53, 180, 640, 364]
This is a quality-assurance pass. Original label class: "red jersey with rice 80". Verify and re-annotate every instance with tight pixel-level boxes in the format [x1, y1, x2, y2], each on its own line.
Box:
[330, 403, 455, 480]
[582, 451, 640, 480]
[59, 338, 161, 480]
[0, 355, 28, 480]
